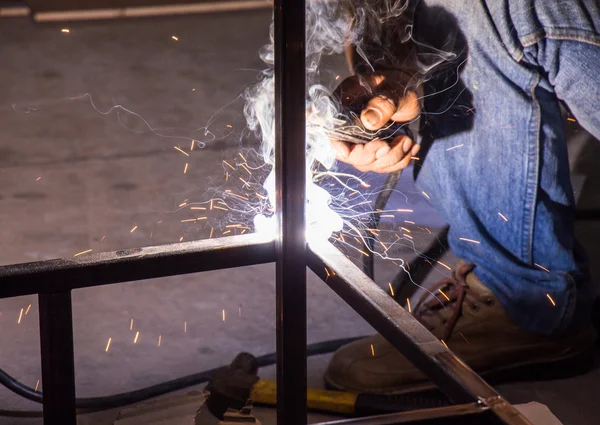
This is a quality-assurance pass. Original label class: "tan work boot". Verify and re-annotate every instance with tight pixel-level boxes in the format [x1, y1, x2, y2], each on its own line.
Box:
[324, 262, 596, 394]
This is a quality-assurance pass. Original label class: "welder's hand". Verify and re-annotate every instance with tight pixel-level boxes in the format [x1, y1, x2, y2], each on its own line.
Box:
[331, 71, 420, 173]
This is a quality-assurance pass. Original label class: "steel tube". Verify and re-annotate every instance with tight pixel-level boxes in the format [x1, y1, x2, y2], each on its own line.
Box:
[308, 240, 532, 424]
[313, 402, 493, 425]
[0, 234, 275, 299]
[274, 0, 307, 422]
[39, 291, 77, 425]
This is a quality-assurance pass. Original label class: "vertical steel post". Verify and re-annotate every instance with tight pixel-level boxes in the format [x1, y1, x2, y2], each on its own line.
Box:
[274, 0, 307, 423]
[39, 291, 77, 425]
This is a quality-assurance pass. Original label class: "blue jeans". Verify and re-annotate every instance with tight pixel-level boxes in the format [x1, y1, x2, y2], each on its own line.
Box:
[411, 0, 600, 335]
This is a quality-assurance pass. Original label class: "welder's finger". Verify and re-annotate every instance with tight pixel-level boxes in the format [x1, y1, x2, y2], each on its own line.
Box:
[360, 95, 397, 131]
[377, 142, 420, 174]
[331, 139, 351, 161]
[345, 139, 390, 167]
[366, 136, 409, 171]
[390, 91, 420, 122]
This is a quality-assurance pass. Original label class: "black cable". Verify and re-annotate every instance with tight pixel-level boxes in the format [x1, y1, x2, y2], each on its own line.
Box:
[0, 336, 363, 412]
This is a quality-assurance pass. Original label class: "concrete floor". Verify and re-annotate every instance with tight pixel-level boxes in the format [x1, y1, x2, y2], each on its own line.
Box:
[0, 9, 600, 425]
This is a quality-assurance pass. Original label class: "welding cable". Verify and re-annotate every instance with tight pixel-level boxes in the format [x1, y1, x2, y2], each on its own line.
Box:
[0, 336, 364, 411]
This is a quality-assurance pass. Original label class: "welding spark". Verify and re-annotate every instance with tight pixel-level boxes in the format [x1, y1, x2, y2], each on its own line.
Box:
[214, 206, 228, 211]
[458, 332, 470, 344]
[437, 261, 451, 271]
[74, 249, 92, 257]
[35, 380, 40, 392]
[190, 140, 195, 150]
[388, 283, 395, 297]
[36, 177, 41, 181]
[446, 144, 464, 151]
[184, 321, 187, 333]
[197, 217, 208, 220]
[421, 191, 430, 199]
[209, 227, 214, 238]
[406, 298, 412, 313]
[105, 338, 112, 352]
[134, 331, 140, 343]
[174, 146, 189, 156]
[226, 124, 233, 128]
[223, 160, 235, 170]
[370, 344, 375, 356]
[239, 163, 252, 175]
[17, 308, 23, 324]
[130, 226, 138, 233]
[438, 289, 450, 301]
[222, 309, 226, 321]
[184, 163, 189, 174]
[239, 306, 242, 317]
[238, 153, 247, 162]
[158, 335, 162, 347]
[130, 319, 134, 330]
[181, 219, 196, 223]
[191, 207, 206, 210]
[25, 304, 31, 315]
[459, 237, 480, 244]
[567, 117, 576, 122]
[441, 339, 449, 349]
[535, 263, 550, 273]
[61, 28, 70, 33]
[498, 212, 509, 222]
[179, 236, 184, 242]
[411, 157, 420, 160]
[405, 220, 415, 224]
[546, 294, 556, 307]
[400, 227, 411, 233]
[171, 35, 179, 41]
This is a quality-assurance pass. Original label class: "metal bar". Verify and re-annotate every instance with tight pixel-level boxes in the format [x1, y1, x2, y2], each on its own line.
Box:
[307, 240, 532, 425]
[313, 402, 492, 425]
[0, 234, 275, 299]
[274, 0, 307, 423]
[39, 291, 76, 425]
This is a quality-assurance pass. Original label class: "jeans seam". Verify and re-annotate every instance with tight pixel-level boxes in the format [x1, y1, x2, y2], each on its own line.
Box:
[523, 72, 541, 264]
[521, 29, 600, 48]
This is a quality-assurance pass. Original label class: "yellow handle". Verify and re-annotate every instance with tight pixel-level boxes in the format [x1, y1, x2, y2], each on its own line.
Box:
[250, 379, 357, 416]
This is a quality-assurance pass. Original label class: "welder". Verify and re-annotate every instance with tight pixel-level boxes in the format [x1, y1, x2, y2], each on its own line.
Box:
[327, 0, 600, 394]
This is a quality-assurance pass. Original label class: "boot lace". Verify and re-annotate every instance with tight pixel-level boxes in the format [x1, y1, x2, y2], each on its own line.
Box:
[413, 262, 484, 342]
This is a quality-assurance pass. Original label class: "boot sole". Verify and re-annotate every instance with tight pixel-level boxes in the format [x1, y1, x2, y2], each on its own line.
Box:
[324, 343, 596, 396]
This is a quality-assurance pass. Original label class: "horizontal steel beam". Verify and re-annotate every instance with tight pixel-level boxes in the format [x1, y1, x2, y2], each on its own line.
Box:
[307, 240, 532, 425]
[0, 234, 275, 298]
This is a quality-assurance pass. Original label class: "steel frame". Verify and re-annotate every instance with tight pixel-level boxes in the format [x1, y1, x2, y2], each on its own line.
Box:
[0, 1, 534, 424]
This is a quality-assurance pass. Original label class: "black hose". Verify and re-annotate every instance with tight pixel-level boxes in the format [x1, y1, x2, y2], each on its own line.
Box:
[0, 336, 363, 411]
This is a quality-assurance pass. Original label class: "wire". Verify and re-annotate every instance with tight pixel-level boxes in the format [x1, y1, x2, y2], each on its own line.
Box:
[0, 336, 363, 413]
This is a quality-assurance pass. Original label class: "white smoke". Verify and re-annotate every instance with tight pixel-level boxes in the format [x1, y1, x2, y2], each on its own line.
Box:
[245, 0, 350, 243]
[245, 0, 458, 243]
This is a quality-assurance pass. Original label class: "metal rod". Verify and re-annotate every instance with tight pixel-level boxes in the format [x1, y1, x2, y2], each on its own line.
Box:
[274, 0, 307, 423]
[313, 402, 491, 425]
[39, 291, 76, 425]
[307, 241, 532, 425]
[362, 171, 403, 278]
[0, 234, 275, 299]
